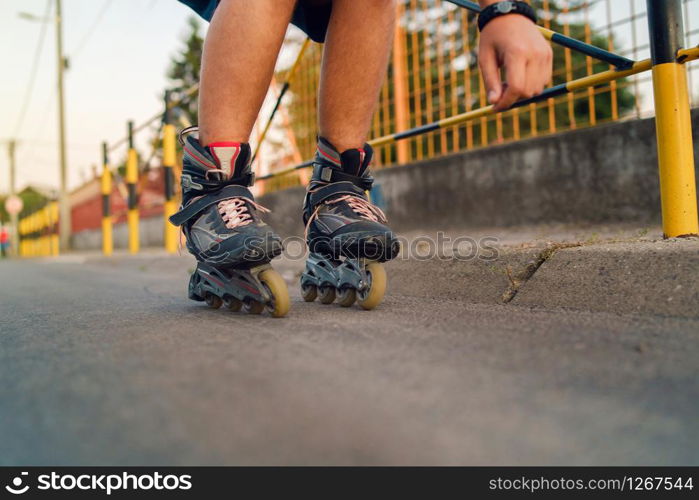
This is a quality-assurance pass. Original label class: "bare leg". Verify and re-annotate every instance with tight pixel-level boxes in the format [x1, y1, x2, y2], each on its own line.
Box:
[199, 0, 297, 146]
[318, 0, 396, 152]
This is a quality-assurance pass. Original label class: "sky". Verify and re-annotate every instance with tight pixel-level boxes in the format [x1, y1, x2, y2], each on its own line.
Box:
[0, 0, 207, 194]
[0, 0, 698, 195]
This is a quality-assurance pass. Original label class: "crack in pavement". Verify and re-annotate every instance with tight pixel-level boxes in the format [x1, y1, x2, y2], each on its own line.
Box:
[501, 242, 583, 303]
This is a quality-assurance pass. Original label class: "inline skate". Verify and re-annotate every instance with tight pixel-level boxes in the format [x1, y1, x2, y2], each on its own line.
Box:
[300, 138, 400, 310]
[169, 128, 289, 317]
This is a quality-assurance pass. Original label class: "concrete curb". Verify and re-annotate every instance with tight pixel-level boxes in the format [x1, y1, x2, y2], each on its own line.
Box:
[280, 237, 699, 318]
[71, 233, 698, 319]
[511, 239, 699, 318]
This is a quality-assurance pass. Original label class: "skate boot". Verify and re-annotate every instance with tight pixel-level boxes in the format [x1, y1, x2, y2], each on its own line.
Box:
[300, 138, 400, 310]
[169, 128, 289, 317]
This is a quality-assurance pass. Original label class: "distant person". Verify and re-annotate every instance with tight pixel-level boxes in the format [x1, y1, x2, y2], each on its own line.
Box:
[171, 0, 552, 316]
[0, 226, 8, 258]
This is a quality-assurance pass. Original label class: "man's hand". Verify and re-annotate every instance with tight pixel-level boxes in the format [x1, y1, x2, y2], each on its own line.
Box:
[478, 6, 553, 111]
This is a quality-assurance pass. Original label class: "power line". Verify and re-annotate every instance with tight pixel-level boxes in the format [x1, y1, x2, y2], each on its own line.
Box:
[69, 0, 114, 60]
[13, 0, 53, 138]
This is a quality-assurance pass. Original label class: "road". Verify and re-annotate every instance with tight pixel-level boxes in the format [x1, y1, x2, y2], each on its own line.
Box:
[1, 253, 697, 465]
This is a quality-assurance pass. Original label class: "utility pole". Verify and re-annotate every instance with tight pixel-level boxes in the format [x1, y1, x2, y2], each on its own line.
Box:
[56, 0, 70, 250]
[7, 140, 19, 256]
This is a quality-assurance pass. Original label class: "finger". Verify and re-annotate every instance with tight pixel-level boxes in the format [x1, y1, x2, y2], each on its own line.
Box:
[496, 53, 526, 111]
[534, 58, 549, 96]
[524, 59, 539, 99]
[534, 47, 553, 95]
[541, 48, 554, 92]
[527, 58, 546, 98]
[479, 44, 503, 106]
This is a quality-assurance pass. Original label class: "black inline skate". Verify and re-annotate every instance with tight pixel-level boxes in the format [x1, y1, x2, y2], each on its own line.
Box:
[169, 128, 289, 317]
[300, 138, 400, 310]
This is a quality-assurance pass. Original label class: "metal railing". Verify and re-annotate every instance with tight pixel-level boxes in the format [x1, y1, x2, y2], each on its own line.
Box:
[16, 0, 699, 256]
[18, 201, 59, 257]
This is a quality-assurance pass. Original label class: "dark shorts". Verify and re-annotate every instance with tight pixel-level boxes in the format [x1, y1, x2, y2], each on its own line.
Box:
[177, 0, 332, 42]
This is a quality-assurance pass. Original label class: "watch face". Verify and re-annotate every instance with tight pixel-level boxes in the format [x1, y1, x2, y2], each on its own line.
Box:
[496, 1, 515, 14]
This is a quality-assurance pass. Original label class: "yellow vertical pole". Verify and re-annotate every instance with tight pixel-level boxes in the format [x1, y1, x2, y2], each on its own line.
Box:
[392, 2, 410, 164]
[462, 8, 474, 149]
[478, 74, 488, 146]
[584, 8, 597, 126]
[44, 206, 51, 256]
[28, 214, 34, 257]
[50, 202, 59, 256]
[41, 206, 48, 256]
[421, 0, 434, 158]
[409, 0, 423, 160]
[126, 121, 140, 253]
[380, 75, 391, 165]
[606, 0, 618, 122]
[543, 0, 556, 134]
[647, 0, 698, 238]
[101, 142, 113, 256]
[447, 8, 459, 152]
[563, 2, 576, 130]
[162, 93, 179, 254]
[18, 218, 23, 257]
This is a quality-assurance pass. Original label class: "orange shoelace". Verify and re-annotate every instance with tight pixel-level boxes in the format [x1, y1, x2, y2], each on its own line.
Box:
[218, 197, 270, 229]
[304, 193, 387, 241]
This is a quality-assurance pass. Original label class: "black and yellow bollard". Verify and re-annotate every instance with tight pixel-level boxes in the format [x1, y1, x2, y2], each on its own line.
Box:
[101, 142, 113, 256]
[126, 121, 140, 254]
[647, 0, 699, 238]
[162, 92, 179, 254]
[49, 201, 59, 256]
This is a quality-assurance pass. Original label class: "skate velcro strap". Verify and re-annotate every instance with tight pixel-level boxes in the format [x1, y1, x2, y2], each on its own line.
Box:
[169, 185, 254, 226]
[309, 181, 367, 208]
[316, 166, 374, 190]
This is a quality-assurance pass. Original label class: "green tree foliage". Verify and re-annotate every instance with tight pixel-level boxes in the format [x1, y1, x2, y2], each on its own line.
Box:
[405, 0, 634, 142]
[0, 187, 51, 222]
[166, 16, 204, 126]
[285, 0, 636, 165]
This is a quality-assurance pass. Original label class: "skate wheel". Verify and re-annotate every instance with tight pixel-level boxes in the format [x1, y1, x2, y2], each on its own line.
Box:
[205, 292, 223, 309]
[358, 262, 386, 310]
[224, 296, 242, 312]
[336, 287, 357, 308]
[301, 283, 318, 302]
[259, 269, 290, 318]
[318, 286, 336, 305]
[244, 299, 265, 315]
[188, 273, 204, 301]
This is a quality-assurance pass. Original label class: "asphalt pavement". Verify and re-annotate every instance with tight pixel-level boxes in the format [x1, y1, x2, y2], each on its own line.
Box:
[1, 253, 697, 465]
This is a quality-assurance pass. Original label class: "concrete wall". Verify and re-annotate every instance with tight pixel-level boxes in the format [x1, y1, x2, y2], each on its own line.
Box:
[260, 110, 699, 237]
[71, 110, 699, 249]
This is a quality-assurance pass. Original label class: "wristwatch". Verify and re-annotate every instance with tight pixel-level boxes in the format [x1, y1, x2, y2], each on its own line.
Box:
[477, 1, 538, 32]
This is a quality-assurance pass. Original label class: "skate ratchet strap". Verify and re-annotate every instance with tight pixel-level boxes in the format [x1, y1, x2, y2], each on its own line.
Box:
[180, 170, 255, 191]
[308, 181, 367, 208]
[169, 185, 255, 226]
[314, 165, 374, 191]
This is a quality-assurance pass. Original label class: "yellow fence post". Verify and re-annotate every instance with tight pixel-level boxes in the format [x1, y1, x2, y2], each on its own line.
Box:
[126, 121, 140, 253]
[101, 142, 113, 256]
[40, 206, 48, 256]
[162, 92, 179, 254]
[392, 1, 410, 164]
[647, 0, 699, 238]
[18, 217, 24, 257]
[50, 202, 59, 256]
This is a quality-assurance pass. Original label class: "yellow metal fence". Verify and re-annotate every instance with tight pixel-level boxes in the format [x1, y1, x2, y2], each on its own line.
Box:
[18, 202, 59, 257]
[15, 0, 699, 255]
[285, 0, 699, 169]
